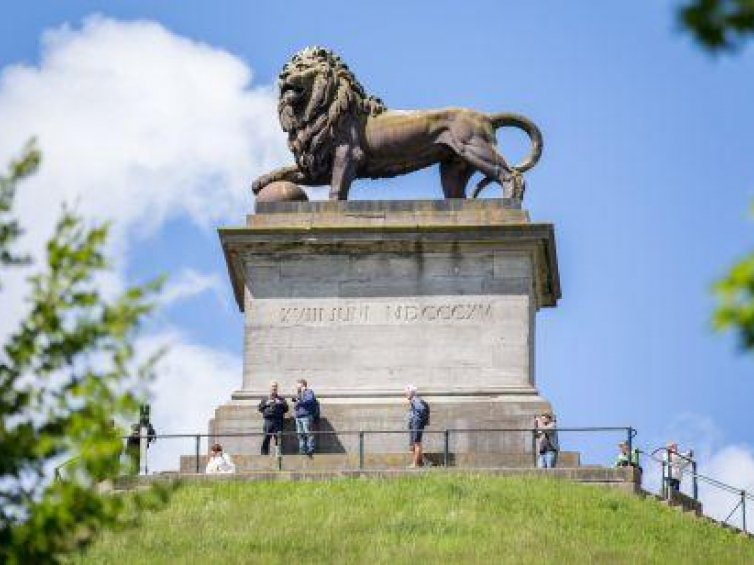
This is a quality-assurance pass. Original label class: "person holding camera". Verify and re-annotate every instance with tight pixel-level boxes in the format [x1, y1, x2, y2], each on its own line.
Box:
[535, 412, 559, 469]
[292, 379, 319, 456]
[257, 381, 289, 456]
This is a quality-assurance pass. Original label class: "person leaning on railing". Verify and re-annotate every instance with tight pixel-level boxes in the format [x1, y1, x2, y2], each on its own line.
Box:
[615, 441, 641, 469]
[664, 441, 693, 493]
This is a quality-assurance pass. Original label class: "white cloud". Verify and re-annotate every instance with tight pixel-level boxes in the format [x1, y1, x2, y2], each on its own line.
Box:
[0, 15, 287, 340]
[699, 445, 754, 529]
[0, 16, 286, 236]
[160, 268, 225, 308]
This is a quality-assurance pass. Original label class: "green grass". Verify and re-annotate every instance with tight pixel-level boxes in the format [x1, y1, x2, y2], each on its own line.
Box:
[79, 474, 754, 564]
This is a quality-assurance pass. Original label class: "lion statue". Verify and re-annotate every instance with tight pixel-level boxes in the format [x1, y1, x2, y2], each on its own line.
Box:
[252, 46, 543, 201]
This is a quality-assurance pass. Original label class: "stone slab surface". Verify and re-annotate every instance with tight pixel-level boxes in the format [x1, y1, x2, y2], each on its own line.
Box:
[252, 198, 528, 228]
[178, 451, 582, 473]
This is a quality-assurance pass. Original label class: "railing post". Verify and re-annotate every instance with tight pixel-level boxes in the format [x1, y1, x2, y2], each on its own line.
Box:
[626, 427, 633, 456]
[531, 429, 537, 468]
[443, 429, 450, 468]
[742, 491, 747, 532]
[692, 460, 699, 501]
[276, 431, 283, 471]
[358, 431, 364, 470]
[661, 460, 668, 499]
[194, 434, 200, 474]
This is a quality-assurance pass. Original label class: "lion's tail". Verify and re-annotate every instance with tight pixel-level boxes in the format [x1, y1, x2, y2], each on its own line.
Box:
[488, 112, 543, 173]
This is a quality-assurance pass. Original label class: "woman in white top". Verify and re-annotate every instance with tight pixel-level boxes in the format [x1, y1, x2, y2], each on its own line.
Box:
[205, 443, 236, 474]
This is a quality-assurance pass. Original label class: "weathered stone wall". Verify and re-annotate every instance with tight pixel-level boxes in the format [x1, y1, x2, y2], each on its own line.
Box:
[242, 249, 535, 396]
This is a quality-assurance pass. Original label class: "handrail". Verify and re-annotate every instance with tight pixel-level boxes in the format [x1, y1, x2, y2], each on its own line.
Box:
[639, 448, 752, 532]
[651, 446, 695, 465]
[122, 426, 636, 476]
[641, 449, 754, 501]
[119, 426, 636, 440]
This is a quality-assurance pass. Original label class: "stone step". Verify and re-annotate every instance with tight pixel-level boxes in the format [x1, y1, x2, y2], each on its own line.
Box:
[178, 450, 582, 473]
[114, 466, 639, 493]
[642, 489, 754, 538]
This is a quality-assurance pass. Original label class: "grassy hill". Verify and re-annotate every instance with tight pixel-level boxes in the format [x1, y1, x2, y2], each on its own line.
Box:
[79, 474, 754, 564]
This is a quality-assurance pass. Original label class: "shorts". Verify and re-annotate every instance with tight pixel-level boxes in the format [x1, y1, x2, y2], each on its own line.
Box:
[409, 423, 425, 445]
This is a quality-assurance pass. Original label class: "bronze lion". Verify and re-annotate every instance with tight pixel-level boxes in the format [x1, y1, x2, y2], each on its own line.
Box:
[252, 47, 543, 201]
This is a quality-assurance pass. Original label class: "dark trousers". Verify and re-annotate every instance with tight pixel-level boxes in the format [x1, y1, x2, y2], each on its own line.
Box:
[261, 419, 283, 455]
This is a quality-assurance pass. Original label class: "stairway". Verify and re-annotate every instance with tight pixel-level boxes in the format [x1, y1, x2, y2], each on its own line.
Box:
[641, 489, 753, 539]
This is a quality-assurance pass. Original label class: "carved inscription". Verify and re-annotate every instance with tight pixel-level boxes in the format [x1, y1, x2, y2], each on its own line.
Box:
[280, 305, 370, 324]
[278, 301, 494, 325]
[385, 303, 492, 322]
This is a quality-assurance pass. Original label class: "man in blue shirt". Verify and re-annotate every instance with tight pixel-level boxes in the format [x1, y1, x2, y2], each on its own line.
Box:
[406, 384, 431, 468]
[292, 379, 319, 456]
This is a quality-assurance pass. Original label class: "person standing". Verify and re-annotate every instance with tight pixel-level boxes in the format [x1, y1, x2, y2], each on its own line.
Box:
[258, 381, 289, 456]
[664, 441, 693, 493]
[535, 413, 559, 469]
[406, 385, 431, 468]
[292, 379, 319, 456]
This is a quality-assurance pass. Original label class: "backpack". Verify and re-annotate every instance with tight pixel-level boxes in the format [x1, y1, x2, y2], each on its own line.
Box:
[311, 393, 321, 423]
[416, 398, 430, 426]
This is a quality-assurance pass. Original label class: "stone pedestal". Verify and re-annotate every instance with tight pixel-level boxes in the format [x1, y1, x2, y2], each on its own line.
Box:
[213, 199, 560, 456]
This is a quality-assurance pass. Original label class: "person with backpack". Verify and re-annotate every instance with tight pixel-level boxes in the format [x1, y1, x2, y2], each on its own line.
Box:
[257, 381, 289, 456]
[406, 384, 431, 468]
[292, 378, 319, 456]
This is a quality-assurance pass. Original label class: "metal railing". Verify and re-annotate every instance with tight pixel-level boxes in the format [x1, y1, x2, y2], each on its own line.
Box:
[54, 456, 80, 481]
[119, 426, 636, 475]
[639, 448, 754, 533]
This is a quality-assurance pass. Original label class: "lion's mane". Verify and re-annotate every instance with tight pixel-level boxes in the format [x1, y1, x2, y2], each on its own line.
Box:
[278, 46, 386, 181]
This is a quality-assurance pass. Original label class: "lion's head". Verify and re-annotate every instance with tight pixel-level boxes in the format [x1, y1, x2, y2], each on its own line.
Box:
[278, 47, 386, 181]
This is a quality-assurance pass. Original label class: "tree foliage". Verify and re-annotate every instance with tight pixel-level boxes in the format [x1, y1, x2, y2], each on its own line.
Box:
[714, 205, 754, 351]
[0, 142, 170, 563]
[680, 0, 754, 50]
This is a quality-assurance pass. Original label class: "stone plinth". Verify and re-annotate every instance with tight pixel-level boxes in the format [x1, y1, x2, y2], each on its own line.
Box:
[213, 199, 560, 455]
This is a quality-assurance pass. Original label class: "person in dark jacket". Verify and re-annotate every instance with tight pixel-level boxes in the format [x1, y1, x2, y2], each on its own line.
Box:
[292, 379, 319, 456]
[258, 381, 289, 455]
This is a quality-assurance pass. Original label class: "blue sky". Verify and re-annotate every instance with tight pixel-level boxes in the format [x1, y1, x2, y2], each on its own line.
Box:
[1, 2, 753, 492]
